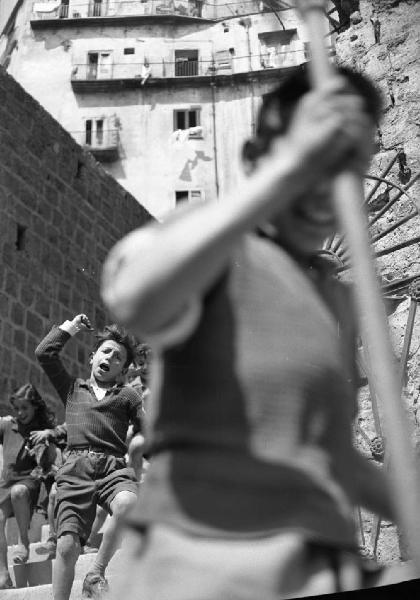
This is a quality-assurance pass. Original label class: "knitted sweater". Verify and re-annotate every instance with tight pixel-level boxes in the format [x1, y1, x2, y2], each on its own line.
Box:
[132, 234, 360, 549]
[35, 327, 142, 457]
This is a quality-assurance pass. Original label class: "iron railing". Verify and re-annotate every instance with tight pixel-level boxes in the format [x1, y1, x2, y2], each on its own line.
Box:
[31, 0, 288, 21]
[70, 128, 120, 149]
[71, 49, 306, 81]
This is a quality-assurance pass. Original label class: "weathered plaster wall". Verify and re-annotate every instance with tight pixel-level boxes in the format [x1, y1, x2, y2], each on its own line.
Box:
[3, 1, 308, 216]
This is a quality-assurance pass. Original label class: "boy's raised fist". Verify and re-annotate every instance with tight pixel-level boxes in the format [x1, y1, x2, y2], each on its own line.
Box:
[71, 314, 94, 331]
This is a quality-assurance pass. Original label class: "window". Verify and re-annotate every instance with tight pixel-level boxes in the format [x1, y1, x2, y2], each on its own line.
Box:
[85, 119, 92, 145]
[15, 224, 27, 251]
[173, 108, 202, 137]
[85, 118, 106, 147]
[215, 50, 232, 72]
[174, 49, 199, 76]
[124, 48, 135, 55]
[89, 0, 102, 17]
[258, 29, 297, 68]
[59, 0, 69, 18]
[190, 190, 204, 202]
[96, 119, 104, 145]
[175, 191, 189, 204]
[175, 190, 204, 205]
[87, 51, 113, 80]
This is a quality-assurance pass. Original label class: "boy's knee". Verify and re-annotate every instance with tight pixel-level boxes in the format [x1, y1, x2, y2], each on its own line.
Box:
[111, 491, 137, 517]
[10, 484, 30, 502]
[56, 532, 81, 562]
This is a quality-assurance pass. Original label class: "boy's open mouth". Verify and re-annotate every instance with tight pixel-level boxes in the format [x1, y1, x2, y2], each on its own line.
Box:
[99, 362, 110, 372]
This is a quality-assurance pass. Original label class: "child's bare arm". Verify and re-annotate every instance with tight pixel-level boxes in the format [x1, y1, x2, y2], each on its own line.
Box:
[35, 314, 92, 403]
[349, 450, 395, 522]
[101, 79, 372, 341]
[29, 429, 54, 445]
[29, 425, 67, 446]
[0, 417, 10, 445]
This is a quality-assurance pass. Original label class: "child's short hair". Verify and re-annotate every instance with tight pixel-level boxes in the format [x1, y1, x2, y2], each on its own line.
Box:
[10, 383, 56, 428]
[242, 64, 383, 163]
[93, 324, 136, 369]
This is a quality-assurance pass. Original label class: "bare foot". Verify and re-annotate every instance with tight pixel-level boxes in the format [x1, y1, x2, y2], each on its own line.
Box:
[12, 543, 29, 564]
[35, 536, 57, 559]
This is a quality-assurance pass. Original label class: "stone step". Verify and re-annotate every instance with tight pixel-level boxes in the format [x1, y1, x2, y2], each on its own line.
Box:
[0, 575, 113, 600]
[6, 513, 47, 546]
[7, 538, 101, 568]
[7, 549, 122, 589]
[8, 541, 58, 566]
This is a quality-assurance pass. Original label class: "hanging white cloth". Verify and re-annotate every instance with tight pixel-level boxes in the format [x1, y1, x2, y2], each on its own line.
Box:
[169, 129, 190, 146]
[140, 64, 152, 85]
[34, 1, 61, 12]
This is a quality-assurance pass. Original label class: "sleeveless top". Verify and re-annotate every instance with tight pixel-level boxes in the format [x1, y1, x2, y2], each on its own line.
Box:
[133, 234, 359, 549]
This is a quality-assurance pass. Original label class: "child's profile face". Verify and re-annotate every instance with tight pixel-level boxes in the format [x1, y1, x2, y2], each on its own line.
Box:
[12, 398, 36, 425]
[90, 340, 128, 384]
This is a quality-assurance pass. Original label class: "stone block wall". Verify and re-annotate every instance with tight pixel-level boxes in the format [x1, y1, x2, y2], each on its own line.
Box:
[0, 66, 151, 420]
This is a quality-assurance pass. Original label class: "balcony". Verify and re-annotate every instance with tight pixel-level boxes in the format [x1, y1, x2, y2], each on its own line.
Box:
[71, 129, 120, 162]
[30, 0, 217, 27]
[30, 0, 289, 27]
[71, 49, 306, 92]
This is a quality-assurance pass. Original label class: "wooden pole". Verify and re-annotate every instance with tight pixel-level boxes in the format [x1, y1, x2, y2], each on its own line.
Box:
[295, 0, 420, 571]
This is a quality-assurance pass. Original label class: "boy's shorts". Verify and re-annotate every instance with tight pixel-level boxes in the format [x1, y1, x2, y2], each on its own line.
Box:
[55, 450, 138, 544]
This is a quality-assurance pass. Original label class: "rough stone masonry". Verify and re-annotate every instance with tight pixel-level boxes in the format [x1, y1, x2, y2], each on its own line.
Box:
[334, 0, 420, 564]
[0, 66, 151, 420]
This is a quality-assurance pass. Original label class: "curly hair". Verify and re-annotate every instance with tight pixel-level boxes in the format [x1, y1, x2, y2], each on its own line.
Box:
[10, 383, 57, 429]
[242, 64, 383, 164]
[92, 324, 137, 369]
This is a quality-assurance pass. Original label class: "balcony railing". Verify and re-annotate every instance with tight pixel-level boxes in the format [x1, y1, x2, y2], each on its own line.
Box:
[72, 59, 209, 80]
[31, 0, 288, 22]
[71, 129, 120, 161]
[32, 0, 211, 20]
[71, 49, 306, 85]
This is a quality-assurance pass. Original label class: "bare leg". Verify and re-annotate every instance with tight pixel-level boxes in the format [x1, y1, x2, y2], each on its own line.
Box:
[84, 505, 108, 552]
[10, 484, 31, 564]
[89, 491, 137, 576]
[128, 435, 144, 482]
[82, 492, 137, 599]
[35, 483, 58, 558]
[48, 483, 57, 539]
[0, 501, 13, 588]
[53, 532, 81, 600]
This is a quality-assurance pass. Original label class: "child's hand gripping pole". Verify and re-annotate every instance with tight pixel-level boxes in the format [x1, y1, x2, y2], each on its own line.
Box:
[295, 0, 420, 571]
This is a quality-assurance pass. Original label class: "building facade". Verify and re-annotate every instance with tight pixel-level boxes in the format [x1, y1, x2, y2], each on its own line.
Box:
[1, 0, 322, 217]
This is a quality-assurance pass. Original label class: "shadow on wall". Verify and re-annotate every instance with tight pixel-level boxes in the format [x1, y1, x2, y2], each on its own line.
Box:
[180, 150, 212, 181]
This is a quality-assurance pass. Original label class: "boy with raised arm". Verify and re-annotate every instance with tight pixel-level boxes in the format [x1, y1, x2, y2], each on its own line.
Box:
[101, 66, 411, 598]
[35, 315, 143, 600]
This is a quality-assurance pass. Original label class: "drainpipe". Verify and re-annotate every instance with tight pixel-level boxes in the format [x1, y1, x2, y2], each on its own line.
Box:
[210, 82, 220, 198]
[239, 17, 255, 135]
[239, 17, 252, 71]
[249, 78, 256, 136]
